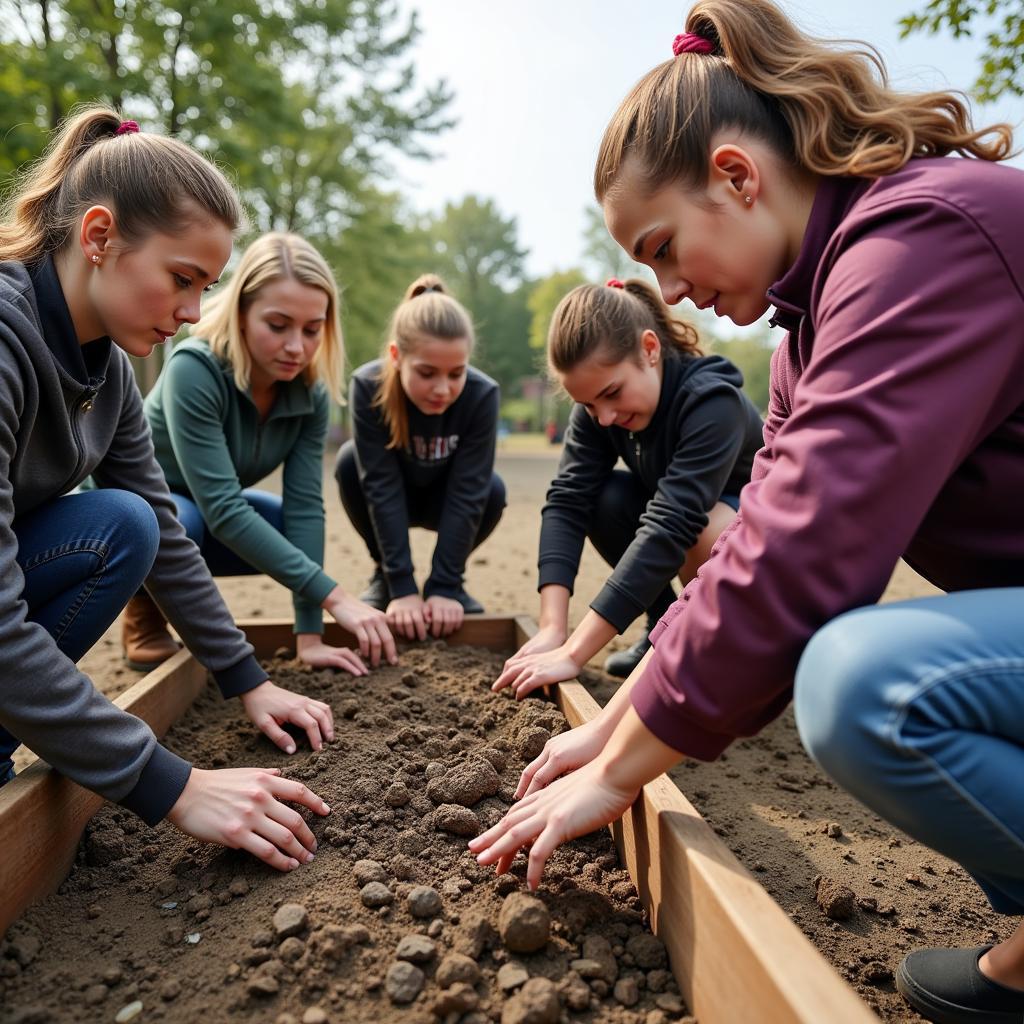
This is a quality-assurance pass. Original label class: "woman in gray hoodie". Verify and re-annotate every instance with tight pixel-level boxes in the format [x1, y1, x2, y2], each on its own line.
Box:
[0, 106, 333, 873]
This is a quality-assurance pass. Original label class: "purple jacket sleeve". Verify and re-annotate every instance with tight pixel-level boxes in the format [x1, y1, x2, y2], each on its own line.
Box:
[635, 198, 1024, 758]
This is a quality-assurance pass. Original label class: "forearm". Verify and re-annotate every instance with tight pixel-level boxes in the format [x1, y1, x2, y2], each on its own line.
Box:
[598, 704, 684, 792]
[563, 608, 617, 668]
[538, 584, 570, 635]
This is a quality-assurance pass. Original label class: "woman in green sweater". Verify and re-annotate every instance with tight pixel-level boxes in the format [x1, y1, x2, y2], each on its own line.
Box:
[140, 232, 396, 673]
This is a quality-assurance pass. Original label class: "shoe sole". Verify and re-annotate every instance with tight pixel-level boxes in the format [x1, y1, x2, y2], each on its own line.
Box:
[896, 960, 1024, 1024]
[123, 654, 176, 672]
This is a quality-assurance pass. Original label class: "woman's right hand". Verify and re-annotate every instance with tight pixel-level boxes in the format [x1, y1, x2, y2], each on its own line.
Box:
[386, 594, 429, 641]
[515, 715, 614, 798]
[502, 623, 567, 667]
[166, 767, 331, 872]
[323, 586, 398, 667]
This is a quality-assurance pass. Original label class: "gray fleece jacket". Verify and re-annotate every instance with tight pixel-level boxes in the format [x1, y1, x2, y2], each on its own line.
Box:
[0, 258, 267, 825]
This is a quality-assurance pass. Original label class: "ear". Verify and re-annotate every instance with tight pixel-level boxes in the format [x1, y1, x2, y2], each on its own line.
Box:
[639, 329, 662, 365]
[79, 205, 117, 264]
[708, 144, 760, 208]
[387, 340, 401, 366]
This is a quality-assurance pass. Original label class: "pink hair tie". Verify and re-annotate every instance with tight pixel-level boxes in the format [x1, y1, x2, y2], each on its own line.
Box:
[115, 120, 140, 136]
[605, 278, 625, 289]
[672, 32, 714, 56]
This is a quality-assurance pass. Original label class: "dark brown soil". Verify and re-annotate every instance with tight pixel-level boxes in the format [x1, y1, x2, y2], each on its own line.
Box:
[0, 644, 691, 1024]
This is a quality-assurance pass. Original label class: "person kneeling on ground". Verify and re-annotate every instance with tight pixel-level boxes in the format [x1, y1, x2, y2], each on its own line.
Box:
[335, 274, 505, 642]
[493, 276, 762, 695]
[139, 231, 396, 676]
[0, 107, 333, 872]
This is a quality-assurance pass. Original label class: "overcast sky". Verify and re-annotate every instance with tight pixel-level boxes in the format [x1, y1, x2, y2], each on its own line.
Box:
[391, 1, 1022, 282]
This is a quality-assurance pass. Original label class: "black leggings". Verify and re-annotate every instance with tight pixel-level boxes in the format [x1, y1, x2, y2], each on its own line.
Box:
[586, 469, 677, 625]
[334, 439, 506, 569]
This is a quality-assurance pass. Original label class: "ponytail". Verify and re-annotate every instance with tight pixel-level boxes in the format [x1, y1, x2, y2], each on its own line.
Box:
[374, 274, 475, 450]
[548, 278, 700, 375]
[0, 104, 241, 264]
[595, 0, 1014, 201]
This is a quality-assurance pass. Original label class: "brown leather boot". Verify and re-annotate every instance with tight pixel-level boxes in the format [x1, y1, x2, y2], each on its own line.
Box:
[122, 592, 180, 671]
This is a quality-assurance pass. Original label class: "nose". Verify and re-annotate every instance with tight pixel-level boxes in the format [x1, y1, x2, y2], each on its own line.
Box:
[596, 406, 616, 428]
[656, 268, 689, 307]
[283, 330, 303, 353]
[178, 296, 202, 325]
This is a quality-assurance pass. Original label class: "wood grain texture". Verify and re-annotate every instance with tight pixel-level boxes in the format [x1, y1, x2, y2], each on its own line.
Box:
[0, 649, 206, 935]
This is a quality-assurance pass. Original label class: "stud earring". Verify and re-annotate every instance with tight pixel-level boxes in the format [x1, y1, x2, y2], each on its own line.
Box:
[90, 254, 101, 264]
[744, 195, 753, 206]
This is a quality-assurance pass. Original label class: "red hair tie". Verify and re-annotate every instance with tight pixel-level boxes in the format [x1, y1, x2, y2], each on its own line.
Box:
[672, 32, 714, 56]
[115, 120, 140, 136]
[605, 278, 625, 289]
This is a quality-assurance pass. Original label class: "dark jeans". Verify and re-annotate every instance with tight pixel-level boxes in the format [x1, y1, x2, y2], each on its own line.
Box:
[334, 439, 505, 586]
[587, 469, 742, 629]
[0, 489, 160, 782]
[170, 489, 282, 577]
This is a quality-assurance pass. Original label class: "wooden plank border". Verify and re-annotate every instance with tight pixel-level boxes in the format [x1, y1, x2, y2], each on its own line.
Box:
[1, 616, 877, 1023]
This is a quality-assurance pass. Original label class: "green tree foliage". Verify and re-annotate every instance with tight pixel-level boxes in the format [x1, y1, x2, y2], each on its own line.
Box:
[900, 0, 1024, 100]
[580, 205, 647, 281]
[0, 0, 454, 389]
[426, 196, 533, 392]
[527, 269, 588, 352]
[707, 332, 774, 414]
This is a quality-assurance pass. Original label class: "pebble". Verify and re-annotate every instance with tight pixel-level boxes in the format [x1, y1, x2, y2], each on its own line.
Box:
[114, 1003, 144, 1023]
[815, 877, 856, 921]
[160, 979, 181, 1001]
[353, 860, 388, 886]
[433, 804, 481, 837]
[278, 936, 305, 963]
[826, 822, 844, 839]
[302, 1009, 328, 1024]
[407, 885, 443, 919]
[614, 977, 640, 1006]
[396, 934, 437, 964]
[496, 962, 529, 992]
[83, 984, 107, 1006]
[384, 961, 424, 1004]
[184, 933, 201, 944]
[273, 902, 309, 939]
[436, 952, 481, 988]
[360, 882, 394, 908]
[498, 892, 550, 953]
[385, 783, 411, 807]
[656, 992, 685, 1014]
[501, 977, 559, 1024]
[228, 876, 250, 897]
[627, 932, 668, 970]
[432, 982, 479, 1016]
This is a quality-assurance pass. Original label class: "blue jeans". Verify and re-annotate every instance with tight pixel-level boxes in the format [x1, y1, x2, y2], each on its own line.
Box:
[170, 489, 281, 577]
[794, 588, 1024, 915]
[0, 490, 160, 783]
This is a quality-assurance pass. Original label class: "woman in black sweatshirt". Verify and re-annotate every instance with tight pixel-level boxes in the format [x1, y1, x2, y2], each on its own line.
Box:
[335, 275, 505, 641]
[494, 278, 763, 692]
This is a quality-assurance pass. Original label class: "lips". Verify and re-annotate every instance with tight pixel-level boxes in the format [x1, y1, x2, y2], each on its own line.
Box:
[154, 328, 174, 341]
[695, 292, 720, 311]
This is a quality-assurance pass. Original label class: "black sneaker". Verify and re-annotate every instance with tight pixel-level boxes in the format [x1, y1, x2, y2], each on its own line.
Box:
[359, 568, 389, 611]
[603, 633, 652, 678]
[896, 946, 1024, 1023]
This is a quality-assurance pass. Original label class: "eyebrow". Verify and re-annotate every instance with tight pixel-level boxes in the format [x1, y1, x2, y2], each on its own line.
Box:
[632, 227, 657, 260]
[175, 260, 213, 281]
[264, 309, 326, 323]
[584, 380, 619, 405]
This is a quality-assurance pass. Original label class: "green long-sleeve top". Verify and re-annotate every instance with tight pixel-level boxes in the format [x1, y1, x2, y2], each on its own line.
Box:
[144, 339, 336, 634]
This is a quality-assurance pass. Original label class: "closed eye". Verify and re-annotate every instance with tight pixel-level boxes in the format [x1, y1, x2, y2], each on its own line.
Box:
[653, 239, 669, 262]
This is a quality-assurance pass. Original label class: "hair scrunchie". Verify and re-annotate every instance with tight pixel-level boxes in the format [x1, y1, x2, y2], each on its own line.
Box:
[672, 32, 714, 56]
[115, 120, 140, 136]
[605, 277, 625, 289]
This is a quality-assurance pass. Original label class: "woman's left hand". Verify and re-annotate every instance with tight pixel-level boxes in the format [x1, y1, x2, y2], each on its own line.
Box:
[296, 634, 368, 676]
[468, 757, 640, 890]
[491, 644, 582, 698]
[240, 680, 335, 754]
[424, 595, 464, 637]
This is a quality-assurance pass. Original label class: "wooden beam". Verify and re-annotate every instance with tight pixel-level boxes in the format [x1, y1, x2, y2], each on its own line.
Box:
[0, 649, 206, 935]
[555, 680, 878, 1024]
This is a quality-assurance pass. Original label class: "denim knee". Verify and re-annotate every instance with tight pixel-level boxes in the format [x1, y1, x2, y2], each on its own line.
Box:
[104, 490, 160, 579]
[793, 608, 894, 791]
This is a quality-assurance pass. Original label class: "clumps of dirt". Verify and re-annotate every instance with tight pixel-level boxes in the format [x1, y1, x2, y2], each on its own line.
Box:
[0, 643, 691, 1023]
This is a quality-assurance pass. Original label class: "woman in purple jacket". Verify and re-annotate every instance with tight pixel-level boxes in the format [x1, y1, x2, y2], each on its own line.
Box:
[471, 3, 1024, 1021]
